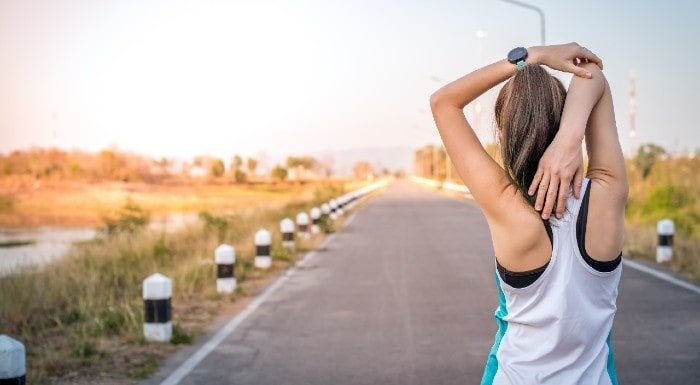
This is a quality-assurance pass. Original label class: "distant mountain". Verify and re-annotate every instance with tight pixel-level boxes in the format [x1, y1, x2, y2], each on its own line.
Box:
[312, 146, 415, 177]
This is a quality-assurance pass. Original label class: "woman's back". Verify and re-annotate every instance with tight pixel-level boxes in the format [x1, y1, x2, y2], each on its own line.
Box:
[483, 178, 622, 385]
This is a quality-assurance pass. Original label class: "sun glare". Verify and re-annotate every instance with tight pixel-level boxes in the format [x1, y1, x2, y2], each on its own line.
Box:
[82, 2, 322, 156]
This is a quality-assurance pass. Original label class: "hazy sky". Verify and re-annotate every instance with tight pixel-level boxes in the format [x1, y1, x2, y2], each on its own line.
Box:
[1, 0, 698, 161]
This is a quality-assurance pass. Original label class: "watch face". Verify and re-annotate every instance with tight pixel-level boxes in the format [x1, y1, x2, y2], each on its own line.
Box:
[508, 47, 528, 64]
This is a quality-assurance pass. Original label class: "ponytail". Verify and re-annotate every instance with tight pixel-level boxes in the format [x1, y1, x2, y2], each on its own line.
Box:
[494, 65, 567, 207]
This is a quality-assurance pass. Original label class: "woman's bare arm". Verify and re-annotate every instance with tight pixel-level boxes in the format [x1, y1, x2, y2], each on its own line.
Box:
[429, 59, 517, 219]
[553, 62, 628, 260]
[580, 64, 628, 261]
[430, 43, 602, 221]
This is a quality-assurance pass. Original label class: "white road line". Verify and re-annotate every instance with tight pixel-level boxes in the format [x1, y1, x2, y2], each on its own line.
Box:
[344, 212, 358, 226]
[623, 259, 700, 296]
[159, 232, 337, 385]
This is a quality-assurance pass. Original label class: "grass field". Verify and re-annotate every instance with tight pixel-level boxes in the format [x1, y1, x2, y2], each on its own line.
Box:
[0, 176, 367, 227]
[0, 177, 375, 384]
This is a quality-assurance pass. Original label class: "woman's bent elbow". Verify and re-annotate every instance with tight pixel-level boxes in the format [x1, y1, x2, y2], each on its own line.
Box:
[429, 91, 443, 111]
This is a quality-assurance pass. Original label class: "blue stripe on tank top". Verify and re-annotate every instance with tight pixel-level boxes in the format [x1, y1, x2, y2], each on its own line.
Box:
[481, 272, 509, 385]
[606, 331, 619, 385]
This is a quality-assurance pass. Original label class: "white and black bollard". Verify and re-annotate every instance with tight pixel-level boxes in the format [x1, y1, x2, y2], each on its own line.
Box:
[215, 244, 236, 294]
[329, 199, 338, 220]
[143, 273, 172, 342]
[310, 207, 321, 234]
[321, 203, 331, 220]
[656, 219, 675, 263]
[280, 218, 295, 250]
[254, 229, 272, 269]
[336, 197, 345, 216]
[296, 212, 310, 239]
[0, 335, 25, 385]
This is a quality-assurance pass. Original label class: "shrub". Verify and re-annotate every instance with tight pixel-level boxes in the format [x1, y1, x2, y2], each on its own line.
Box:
[102, 200, 150, 236]
[633, 184, 699, 237]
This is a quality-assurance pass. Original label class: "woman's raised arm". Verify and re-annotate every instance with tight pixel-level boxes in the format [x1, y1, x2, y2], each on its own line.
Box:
[430, 43, 602, 219]
[429, 59, 520, 218]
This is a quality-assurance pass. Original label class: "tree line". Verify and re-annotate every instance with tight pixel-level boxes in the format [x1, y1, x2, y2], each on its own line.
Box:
[0, 148, 336, 183]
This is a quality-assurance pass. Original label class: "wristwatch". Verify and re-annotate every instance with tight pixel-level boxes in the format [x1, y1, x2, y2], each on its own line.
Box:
[507, 47, 528, 71]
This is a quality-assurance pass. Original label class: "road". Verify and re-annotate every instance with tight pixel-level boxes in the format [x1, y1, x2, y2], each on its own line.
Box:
[145, 178, 700, 385]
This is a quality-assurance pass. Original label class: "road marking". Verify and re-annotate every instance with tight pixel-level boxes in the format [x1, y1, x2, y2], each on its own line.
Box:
[344, 212, 358, 226]
[623, 259, 700, 295]
[159, 232, 337, 385]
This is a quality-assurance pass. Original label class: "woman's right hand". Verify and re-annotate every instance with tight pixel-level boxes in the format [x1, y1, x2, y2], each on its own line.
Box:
[528, 134, 585, 219]
[529, 43, 603, 78]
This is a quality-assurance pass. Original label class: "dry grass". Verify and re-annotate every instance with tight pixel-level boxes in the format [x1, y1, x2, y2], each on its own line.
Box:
[0, 179, 372, 384]
[624, 222, 700, 283]
[0, 176, 359, 227]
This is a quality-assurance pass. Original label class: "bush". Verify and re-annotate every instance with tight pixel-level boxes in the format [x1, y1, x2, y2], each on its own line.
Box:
[198, 211, 245, 243]
[0, 194, 14, 212]
[630, 184, 699, 237]
[102, 200, 150, 236]
[234, 169, 247, 183]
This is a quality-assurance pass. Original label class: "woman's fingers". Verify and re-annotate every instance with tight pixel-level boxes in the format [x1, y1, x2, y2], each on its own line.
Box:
[529, 167, 544, 196]
[573, 167, 584, 199]
[566, 62, 592, 78]
[541, 175, 559, 219]
[555, 177, 569, 219]
[578, 46, 603, 69]
[534, 172, 551, 211]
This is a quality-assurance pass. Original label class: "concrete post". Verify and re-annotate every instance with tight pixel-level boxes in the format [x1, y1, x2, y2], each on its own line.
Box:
[215, 244, 236, 294]
[321, 203, 330, 219]
[310, 207, 321, 234]
[280, 218, 295, 250]
[254, 229, 272, 269]
[329, 199, 338, 220]
[656, 219, 675, 263]
[336, 197, 345, 216]
[143, 273, 172, 342]
[0, 335, 25, 385]
[296, 212, 310, 239]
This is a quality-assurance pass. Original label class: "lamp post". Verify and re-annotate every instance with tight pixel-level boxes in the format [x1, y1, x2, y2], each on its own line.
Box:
[500, 0, 545, 45]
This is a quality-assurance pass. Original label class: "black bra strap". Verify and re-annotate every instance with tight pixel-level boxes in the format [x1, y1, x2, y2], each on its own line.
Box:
[497, 259, 549, 288]
[575, 181, 622, 272]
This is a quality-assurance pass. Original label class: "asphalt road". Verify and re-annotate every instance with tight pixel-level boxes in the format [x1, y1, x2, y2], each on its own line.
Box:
[145, 178, 700, 385]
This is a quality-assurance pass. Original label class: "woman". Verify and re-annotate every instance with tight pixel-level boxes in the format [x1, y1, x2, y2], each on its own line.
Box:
[430, 43, 627, 385]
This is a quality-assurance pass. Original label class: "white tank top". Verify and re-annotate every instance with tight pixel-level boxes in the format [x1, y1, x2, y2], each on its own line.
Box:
[482, 178, 622, 385]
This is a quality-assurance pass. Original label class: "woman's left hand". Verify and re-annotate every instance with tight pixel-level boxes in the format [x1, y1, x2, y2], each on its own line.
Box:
[528, 136, 584, 219]
[529, 43, 603, 78]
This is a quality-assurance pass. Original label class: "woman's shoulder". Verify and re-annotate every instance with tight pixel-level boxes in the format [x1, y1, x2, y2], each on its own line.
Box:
[486, 186, 554, 273]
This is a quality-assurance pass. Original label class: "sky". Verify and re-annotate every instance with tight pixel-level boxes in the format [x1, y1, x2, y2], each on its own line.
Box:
[1, 0, 698, 163]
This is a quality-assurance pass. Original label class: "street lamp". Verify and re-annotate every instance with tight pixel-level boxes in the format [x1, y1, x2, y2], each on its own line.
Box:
[500, 0, 545, 45]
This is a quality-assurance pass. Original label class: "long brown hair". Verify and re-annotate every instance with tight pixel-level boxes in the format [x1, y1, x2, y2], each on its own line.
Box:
[494, 64, 567, 207]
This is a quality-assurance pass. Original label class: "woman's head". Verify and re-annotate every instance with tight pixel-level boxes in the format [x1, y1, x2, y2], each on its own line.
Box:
[494, 64, 567, 207]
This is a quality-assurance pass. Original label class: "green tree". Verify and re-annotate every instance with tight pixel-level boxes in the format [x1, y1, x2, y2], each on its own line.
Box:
[234, 169, 247, 183]
[210, 159, 225, 177]
[285, 156, 316, 170]
[271, 164, 288, 181]
[634, 143, 666, 179]
[246, 157, 258, 175]
[231, 155, 243, 171]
